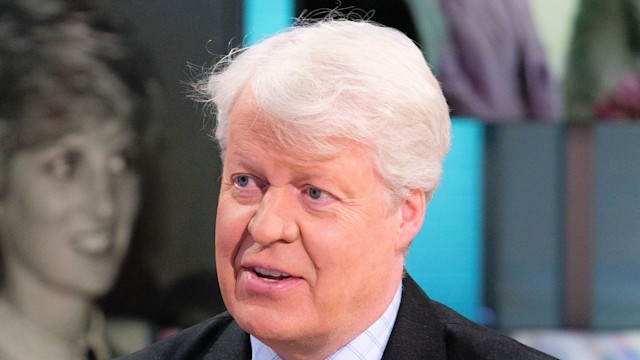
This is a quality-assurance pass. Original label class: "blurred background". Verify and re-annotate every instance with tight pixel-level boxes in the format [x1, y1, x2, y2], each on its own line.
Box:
[2, 0, 639, 358]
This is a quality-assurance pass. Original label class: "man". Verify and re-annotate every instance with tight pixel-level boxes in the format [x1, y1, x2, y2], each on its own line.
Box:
[121, 18, 555, 359]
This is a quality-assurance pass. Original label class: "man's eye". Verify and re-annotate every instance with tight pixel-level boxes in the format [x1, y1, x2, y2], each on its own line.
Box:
[306, 186, 335, 203]
[233, 174, 264, 190]
[307, 187, 324, 200]
[234, 175, 252, 187]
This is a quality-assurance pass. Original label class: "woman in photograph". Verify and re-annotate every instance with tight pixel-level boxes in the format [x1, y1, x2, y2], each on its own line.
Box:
[0, 1, 159, 358]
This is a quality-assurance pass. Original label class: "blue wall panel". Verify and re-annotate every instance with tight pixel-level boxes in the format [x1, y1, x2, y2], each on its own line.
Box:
[405, 119, 485, 322]
[244, 0, 294, 45]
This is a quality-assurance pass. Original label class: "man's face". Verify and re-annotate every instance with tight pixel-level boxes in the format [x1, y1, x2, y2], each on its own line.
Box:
[0, 120, 140, 298]
[215, 91, 422, 355]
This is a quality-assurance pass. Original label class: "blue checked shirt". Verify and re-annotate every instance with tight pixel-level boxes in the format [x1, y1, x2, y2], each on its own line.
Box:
[251, 284, 402, 360]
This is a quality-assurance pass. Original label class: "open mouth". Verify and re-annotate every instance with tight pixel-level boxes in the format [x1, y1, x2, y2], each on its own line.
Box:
[72, 232, 114, 256]
[253, 266, 292, 281]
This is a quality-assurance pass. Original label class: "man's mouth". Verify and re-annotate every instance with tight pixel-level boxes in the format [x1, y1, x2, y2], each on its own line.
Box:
[253, 266, 292, 281]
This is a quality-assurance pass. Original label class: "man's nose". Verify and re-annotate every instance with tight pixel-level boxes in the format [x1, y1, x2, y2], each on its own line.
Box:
[248, 188, 300, 246]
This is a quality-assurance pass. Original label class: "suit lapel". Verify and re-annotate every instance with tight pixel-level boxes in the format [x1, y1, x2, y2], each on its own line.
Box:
[205, 321, 252, 360]
[382, 274, 447, 360]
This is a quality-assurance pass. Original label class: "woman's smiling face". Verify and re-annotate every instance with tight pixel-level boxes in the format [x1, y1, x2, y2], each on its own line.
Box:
[0, 119, 141, 298]
[214, 90, 420, 358]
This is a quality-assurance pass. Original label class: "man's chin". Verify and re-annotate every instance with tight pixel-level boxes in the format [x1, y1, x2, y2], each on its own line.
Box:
[234, 305, 315, 343]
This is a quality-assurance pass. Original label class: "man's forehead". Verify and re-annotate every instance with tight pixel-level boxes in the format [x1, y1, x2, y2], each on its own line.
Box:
[226, 84, 373, 162]
[229, 120, 366, 164]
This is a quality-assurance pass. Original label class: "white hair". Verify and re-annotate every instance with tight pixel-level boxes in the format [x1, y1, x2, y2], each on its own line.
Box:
[198, 19, 451, 203]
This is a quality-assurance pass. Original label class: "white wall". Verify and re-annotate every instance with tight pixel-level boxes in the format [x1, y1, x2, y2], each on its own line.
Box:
[528, 0, 580, 80]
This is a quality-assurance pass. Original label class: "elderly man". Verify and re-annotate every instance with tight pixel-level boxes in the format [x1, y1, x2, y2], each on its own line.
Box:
[121, 18, 555, 360]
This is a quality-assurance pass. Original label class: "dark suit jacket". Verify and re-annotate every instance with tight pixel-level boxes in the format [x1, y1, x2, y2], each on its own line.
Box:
[118, 275, 556, 359]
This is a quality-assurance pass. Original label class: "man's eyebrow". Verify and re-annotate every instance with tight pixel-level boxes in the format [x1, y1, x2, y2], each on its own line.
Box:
[226, 153, 263, 172]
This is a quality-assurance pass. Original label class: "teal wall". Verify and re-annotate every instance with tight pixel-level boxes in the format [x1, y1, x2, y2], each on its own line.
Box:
[405, 119, 484, 322]
[244, 0, 294, 45]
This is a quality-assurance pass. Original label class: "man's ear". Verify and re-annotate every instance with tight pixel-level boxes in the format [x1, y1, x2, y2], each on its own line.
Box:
[395, 189, 428, 252]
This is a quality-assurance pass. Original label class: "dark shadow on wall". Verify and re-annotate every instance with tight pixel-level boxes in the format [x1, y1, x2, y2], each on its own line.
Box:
[93, 0, 241, 327]
[297, 0, 418, 43]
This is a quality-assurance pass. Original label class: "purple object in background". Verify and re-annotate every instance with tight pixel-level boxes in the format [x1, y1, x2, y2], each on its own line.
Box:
[438, 0, 563, 121]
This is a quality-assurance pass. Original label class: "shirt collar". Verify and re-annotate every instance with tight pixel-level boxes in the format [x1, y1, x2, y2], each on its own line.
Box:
[251, 283, 403, 360]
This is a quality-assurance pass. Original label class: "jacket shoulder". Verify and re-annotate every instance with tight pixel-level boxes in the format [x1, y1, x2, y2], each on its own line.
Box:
[432, 302, 557, 360]
[116, 312, 250, 360]
[387, 275, 557, 360]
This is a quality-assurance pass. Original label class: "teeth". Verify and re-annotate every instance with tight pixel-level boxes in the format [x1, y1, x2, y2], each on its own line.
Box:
[254, 267, 291, 278]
